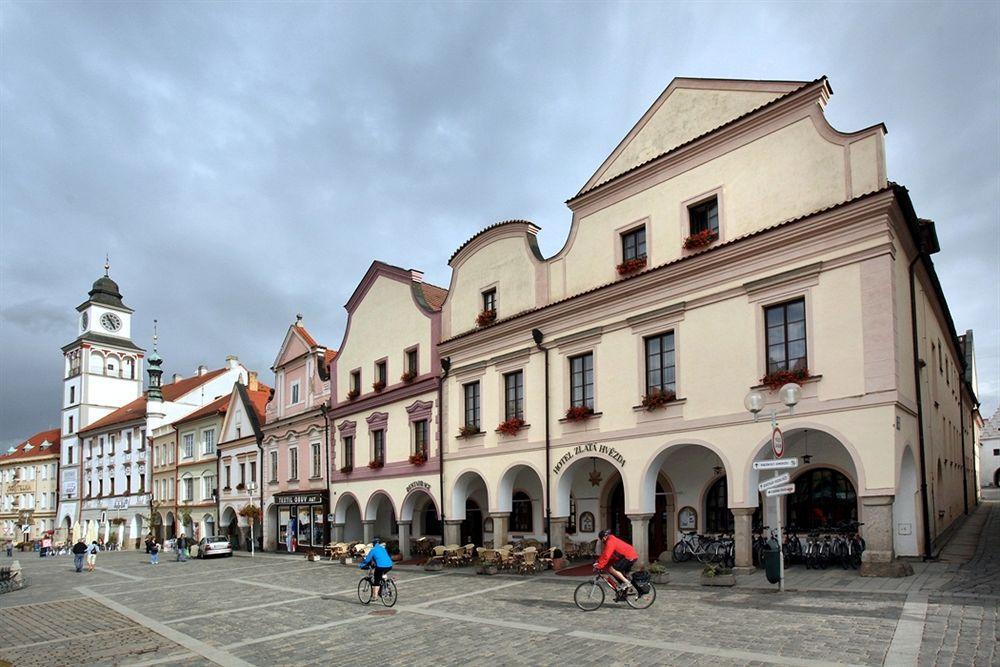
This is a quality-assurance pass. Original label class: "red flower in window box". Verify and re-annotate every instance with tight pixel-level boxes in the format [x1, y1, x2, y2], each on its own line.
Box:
[683, 230, 718, 250]
[616, 256, 647, 276]
[759, 367, 811, 391]
[346, 389, 360, 400]
[496, 417, 525, 436]
[400, 370, 417, 383]
[409, 453, 427, 466]
[372, 381, 386, 393]
[368, 460, 384, 470]
[339, 464, 353, 474]
[641, 388, 677, 411]
[458, 425, 481, 438]
[476, 309, 497, 327]
[564, 406, 595, 422]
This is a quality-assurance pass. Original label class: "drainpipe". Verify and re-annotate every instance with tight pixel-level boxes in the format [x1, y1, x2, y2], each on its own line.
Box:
[909, 255, 933, 560]
[959, 392, 968, 515]
[320, 402, 331, 545]
[257, 432, 265, 552]
[439, 358, 450, 533]
[532, 329, 551, 550]
[216, 449, 222, 537]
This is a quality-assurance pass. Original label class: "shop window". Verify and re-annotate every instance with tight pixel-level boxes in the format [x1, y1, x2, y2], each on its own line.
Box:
[511, 491, 533, 532]
[765, 298, 807, 374]
[504, 371, 524, 421]
[569, 353, 594, 409]
[704, 477, 733, 533]
[787, 468, 857, 531]
[644, 332, 676, 395]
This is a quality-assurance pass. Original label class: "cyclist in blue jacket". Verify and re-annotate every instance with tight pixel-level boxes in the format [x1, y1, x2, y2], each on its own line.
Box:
[359, 537, 393, 599]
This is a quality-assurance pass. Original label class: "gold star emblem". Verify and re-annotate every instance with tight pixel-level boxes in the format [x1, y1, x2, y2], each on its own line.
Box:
[589, 470, 603, 487]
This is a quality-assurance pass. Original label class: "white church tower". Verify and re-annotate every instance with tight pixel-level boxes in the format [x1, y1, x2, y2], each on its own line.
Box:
[57, 261, 144, 535]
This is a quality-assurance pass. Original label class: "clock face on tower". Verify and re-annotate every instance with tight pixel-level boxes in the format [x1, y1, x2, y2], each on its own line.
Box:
[100, 312, 122, 332]
[80, 312, 88, 332]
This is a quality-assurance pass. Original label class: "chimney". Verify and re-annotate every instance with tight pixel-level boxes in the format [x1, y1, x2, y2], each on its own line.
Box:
[226, 355, 239, 370]
[410, 270, 424, 283]
[172, 373, 183, 383]
[248, 371, 259, 391]
[197, 365, 208, 376]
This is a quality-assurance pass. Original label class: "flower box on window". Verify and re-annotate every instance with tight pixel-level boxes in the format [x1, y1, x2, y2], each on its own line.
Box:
[409, 453, 427, 466]
[368, 460, 384, 470]
[641, 388, 677, 411]
[760, 367, 811, 391]
[476, 309, 497, 327]
[616, 256, 647, 276]
[400, 370, 417, 383]
[371, 381, 386, 393]
[339, 464, 353, 474]
[236, 483, 246, 491]
[564, 406, 595, 422]
[346, 389, 360, 400]
[458, 425, 482, 438]
[683, 230, 718, 250]
[496, 418, 526, 436]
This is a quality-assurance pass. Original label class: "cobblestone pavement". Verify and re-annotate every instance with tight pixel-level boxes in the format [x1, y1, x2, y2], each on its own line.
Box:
[1, 509, 996, 667]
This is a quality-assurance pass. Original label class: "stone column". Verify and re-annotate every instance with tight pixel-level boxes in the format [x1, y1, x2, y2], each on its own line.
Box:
[332, 523, 344, 543]
[398, 521, 412, 558]
[362, 520, 375, 545]
[490, 512, 510, 548]
[628, 514, 652, 565]
[443, 520, 462, 546]
[859, 495, 912, 577]
[549, 516, 568, 554]
[731, 507, 756, 574]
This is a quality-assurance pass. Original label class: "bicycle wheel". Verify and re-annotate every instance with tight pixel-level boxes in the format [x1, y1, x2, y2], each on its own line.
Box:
[380, 579, 397, 607]
[357, 577, 373, 605]
[574, 580, 605, 611]
[671, 542, 688, 563]
[625, 583, 656, 610]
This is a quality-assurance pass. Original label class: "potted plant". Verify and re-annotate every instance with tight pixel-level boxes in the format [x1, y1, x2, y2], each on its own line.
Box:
[305, 549, 320, 562]
[564, 405, 594, 422]
[647, 562, 670, 584]
[683, 229, 718, 250]
[340, 464, 354, 474]
[641, 388, 677, 411]
[372, 380, 386, 393]
[409, 453, 427, 466]
[346, 388, 360, 400]
[400, 370, 417, 383]
[616, 256, 647, 276]
[760, 367, 811, 391]
[700, 563, 735, 587]
[458, 425, 481, 438]
[476, 309, 497, 327]
[496, 417, 525, 436]
[238, 503, 262, 523]
[549, 547, 567, 571]
[368, 460, 384, 470]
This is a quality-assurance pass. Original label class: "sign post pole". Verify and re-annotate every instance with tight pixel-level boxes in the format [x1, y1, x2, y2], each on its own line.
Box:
[777, 491, 785, 592]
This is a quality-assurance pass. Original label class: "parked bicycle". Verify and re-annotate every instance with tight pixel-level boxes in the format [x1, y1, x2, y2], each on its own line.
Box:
[671, 532, 727, 564]
[574, 569, 656, 611]
[358, 567, 397, 607]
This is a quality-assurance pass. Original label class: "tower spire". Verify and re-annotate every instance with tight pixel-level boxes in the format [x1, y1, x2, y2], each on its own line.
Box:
[147, 319, 163, 402]
[104, 254, 110, 277]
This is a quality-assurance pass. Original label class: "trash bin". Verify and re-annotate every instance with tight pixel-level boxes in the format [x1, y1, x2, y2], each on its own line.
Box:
[763, 548, 781, 584]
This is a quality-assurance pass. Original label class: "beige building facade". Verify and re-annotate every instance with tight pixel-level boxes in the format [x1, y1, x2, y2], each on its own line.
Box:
[1, 429, 60, 544]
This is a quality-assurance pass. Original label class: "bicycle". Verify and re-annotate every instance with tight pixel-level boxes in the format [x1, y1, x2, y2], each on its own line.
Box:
[358, 567, 397, 607]
[573, 569, 656, 611]
[671, 532, 721, 564]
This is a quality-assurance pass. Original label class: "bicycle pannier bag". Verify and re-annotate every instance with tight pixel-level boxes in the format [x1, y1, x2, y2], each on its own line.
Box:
[631, 571, 651, 594]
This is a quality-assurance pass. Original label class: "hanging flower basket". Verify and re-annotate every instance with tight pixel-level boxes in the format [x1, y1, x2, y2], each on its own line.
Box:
[368, 460, 384, 470]
[496, 418, 525, 436]
[641, 388, 677, 411]
[616, 256, 647, 276]
[458, 425, 482, 438]
[372, 381, 386, 393]
[476, 309, 497, 327]
[760, 367, 811, 391]
[409, 453, 427, 466]
[400, 370, 417, 383]
[564, 406, 595, 422]
[683, 230, 718, 250]
[238, 504, 261, 521]
[346, 389, 360, 400]
[339, 464, 353, 474]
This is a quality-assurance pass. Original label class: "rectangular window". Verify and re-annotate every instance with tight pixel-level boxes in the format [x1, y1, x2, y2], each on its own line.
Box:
[140, 429, 146, 450]
[414, 420, 428, 458]
[311, 442, 321, 478]
[67, 446, 74, 465]
[183, 478, 193, 502]
[125, 431, 132, 451]
[225, 465, 231, 489]
[98, 478, 103, 497]
[482, 289, 496, 313]
[688, 197, 719, 235]
[764, 298, 807, 374]
[98, 437, 104, 456]
[239, 462, 246, 486]
[464, 382, 481, 430]
[373, 430, 385, 465]
[108, 434, 116, 455]
[291, 382, 300, 404]
[570, 353, 595, 409]
[204, 476, 216, 500]
[504, 371, 524, 420]
[69, 386, 75, 404]
[183, 434, 194, 458]
[406, 349, 418, 375]
[350, 370, 361, 393]
[621, 226, 646, 262]
[645, 332, 676, 395]
[249, 461, 256, 484]
[343, 436, 354, 469]
[68, 416, 74, 434]
[993, 448, 999, 457]
[270, 451, 278, 482]
[375, 361, 387, 386]
[289, 448, 298, 480]
[202, 429, 215, 455]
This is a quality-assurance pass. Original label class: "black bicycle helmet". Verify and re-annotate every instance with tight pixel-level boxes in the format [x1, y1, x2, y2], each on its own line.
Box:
[372, 536, 382, 545]
[598, 529, 612, 539]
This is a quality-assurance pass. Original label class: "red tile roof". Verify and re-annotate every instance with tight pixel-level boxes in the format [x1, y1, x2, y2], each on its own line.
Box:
[294, 324, 319, 348]
[324, 349, 338, 366]
[247, 387, 271, 425]
[419, 282, 449, 311]
[2, 428, 61, 460]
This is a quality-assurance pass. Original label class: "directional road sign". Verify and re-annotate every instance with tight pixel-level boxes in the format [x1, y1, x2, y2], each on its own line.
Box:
[765, 484, 796, 497]
[758, 473, 791, 492]
[752, 458, 799, 470]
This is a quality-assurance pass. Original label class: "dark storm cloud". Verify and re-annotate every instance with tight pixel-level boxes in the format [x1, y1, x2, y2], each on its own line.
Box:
[1, 1, 998, 446]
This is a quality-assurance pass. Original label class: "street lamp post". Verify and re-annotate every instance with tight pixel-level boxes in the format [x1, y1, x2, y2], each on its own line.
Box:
[744, 382, 801, 593]
[247, 482, 257, 558]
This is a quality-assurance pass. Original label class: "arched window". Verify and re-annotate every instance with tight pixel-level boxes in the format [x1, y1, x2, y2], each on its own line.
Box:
[89, 353, 105, 374]
[106, 356, 119, 377]
[511, 491, 533, 533]
[787, 468, 857, 530]
[704, 477, 733, 533]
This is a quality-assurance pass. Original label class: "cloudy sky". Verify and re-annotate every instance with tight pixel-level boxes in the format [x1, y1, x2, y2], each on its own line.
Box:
[1, 2, 997, 446]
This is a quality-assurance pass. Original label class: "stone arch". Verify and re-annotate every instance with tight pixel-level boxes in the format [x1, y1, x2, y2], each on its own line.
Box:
[450, 469, 490, 520]
[637, 440, 731, 515]
[893, 445, 919, 556]
[400, 486, 439, 523]
[495, 461, 546, 513]
[364, 490, 397, 523]
[554, 451, 630, 517]
[334, 492, 362, 524]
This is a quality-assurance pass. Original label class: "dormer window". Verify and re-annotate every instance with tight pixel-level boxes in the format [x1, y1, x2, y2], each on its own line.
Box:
[290, 381, 300, 404]
[685, 196, 719, 249]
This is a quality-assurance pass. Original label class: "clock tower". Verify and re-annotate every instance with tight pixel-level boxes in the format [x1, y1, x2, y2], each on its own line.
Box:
[57, 261, 145, 534]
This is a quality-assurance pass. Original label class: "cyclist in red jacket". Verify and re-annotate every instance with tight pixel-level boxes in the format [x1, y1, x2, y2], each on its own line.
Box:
[594, 529, 638, 592]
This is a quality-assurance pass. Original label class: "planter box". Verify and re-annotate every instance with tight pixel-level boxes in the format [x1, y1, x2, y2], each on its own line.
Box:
[651, 572, 670, 585]
[700, 574, 735, 587]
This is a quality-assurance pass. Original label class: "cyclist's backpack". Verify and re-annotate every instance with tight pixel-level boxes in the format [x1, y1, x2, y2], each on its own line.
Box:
[631, 571, 651, 594]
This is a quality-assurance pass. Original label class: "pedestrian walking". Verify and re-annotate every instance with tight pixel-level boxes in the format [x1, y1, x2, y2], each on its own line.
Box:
[150, 540, 160, 565]
[71, 538, 87, 572]
[176, 534, 187, 562]
[144, 534, 153, 554]
[86, 540, 99, 572]
[41, 536, 52, 558]
[5, 540, 12, 558]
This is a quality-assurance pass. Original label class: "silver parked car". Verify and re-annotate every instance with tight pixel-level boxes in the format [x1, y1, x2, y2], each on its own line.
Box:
[197, 536, 233, 558]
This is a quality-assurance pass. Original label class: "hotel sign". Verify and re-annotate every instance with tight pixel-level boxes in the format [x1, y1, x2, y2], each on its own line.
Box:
[276, 493, 324, 505]
[406, 480, 432, 493]
[552, 442, 626, 475]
